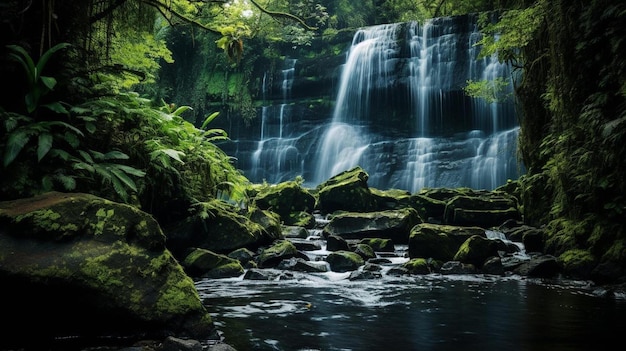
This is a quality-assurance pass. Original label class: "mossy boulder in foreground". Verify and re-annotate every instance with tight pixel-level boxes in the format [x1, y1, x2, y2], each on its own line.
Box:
[0, 192, 216, 349]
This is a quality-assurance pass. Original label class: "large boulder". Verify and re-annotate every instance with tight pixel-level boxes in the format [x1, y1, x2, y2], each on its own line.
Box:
[256, 239, 300, 268]
[181, 248, 244, 279]
[326, 250, 364, 272]
[413, 187, 521, 227]
[252, 181, 316, 226]
[408, 223, 485, 261]
[443, 191, 521, 227]
[0, 192, 215, 349]
[322, 208, 422, 244]
[453, 235, 510, 268]
[164, 199, 281, 257]
[316, 166, 377, 213]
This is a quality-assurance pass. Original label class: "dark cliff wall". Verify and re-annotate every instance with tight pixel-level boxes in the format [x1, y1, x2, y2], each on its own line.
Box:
[518, 0, 626, 283]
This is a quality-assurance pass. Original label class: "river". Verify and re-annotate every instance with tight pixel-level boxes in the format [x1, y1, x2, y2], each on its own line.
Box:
[197, 266, 626, 350]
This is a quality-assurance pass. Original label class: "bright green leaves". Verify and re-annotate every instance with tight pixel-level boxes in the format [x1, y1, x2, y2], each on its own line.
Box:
[215, 24, 250, 63]
[464, 77, 513, 104]
[476, 1, 546, 65]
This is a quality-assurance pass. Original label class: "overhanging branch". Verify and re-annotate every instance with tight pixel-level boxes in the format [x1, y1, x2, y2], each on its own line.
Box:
[248, 0, 318, 31]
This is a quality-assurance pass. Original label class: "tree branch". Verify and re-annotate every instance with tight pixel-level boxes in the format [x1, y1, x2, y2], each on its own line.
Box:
[140, 0, 222, 35]
[89, 0, 129, 24]
[248, 0, 318, 31]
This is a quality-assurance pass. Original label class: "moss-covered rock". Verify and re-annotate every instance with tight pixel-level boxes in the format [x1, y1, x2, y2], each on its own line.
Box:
[326, 250, 364, 272]
[322, 208, 422, 244]
[401, 258, 432, 275]
[354, 243, 376, 260]
[409, 193, 447, 223]
[558, 249, 597, 280]
[256, 239, 300, 268]
[453, 235, 509, 268]
[370, 188, 413, 210]
[316, 166, 377, 213]
[182, 248, 244, 278]
[253, 181, 316, 223]
[408, 223, 485, 261]
[0, 192, 215, 347]
[443, 192, 521, 227]
[164, 199, 277, 257]
[359, 238, 395, 252]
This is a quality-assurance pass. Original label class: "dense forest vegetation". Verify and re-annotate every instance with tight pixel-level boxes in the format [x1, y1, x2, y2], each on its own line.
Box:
[1, 0, 625, 283]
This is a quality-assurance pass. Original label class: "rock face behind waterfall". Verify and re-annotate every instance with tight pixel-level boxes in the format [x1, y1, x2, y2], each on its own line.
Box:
[216, 14, 523, 191]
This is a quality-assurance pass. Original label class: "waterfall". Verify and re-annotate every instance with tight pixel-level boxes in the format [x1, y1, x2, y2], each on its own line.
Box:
[249, 59, 301, 182]
[234, 15, 524, 191]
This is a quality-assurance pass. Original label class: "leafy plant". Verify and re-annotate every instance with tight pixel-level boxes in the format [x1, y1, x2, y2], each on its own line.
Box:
[464, 77, 513, 104]
[6, 43, 71, 114]
[70, 149, 146, 203]
[1, 112, 83, 168]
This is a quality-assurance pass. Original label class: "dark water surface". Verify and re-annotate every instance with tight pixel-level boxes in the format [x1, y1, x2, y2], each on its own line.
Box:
[197, 273, 626, 351]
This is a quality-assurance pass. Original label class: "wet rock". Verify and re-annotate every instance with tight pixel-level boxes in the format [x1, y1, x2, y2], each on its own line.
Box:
[162, 336, 202, 351]
[282, 225, 310, 238]
[257, 240, 300, 268]
[164, 199, 278, 256]
[277, 257, 328, 273]
[0, 192, 215, 347]
[349, 270, 382, 280]
[408, 223, 484, 261]
[288, 238, 323, 251]
[482, 256, 505, 275]
[316, 166, 377, 213]
[252, 181, 316, 225]
[359, 238, 395, 252]
[322, 208, 421, 244]
[401, 258, 432, 274]
[326, 234, 350, 251]
[354, 243, 376, 260]
[453, 235, 509, 268]
[513, 254, 562, 278]
[440, 261, 477, 274]
[182, 248, 244, 278]
[326, 250, 364, 272]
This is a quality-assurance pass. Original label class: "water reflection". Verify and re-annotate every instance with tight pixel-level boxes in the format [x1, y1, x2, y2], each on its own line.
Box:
[197, 274, 626, 351]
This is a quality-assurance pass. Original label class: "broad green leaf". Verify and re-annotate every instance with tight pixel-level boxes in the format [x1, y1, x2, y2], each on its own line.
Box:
[43, 101, 68, 115]
[40, 76, 57, 91]
[172, 105, 192, 116]
[160, 148, 186, 164]
[115, 164, 146, 177]
[72, 162, 94, 173]
[109, 175, 129, 202]
[64, 131, 80, 148]
[109, 166, 139, 192]
[78, 150, 94, 163]
[201, 111, 220, 130]
[35, 43, 71, 78]
[3, 129, 32, 167]
[7, 45, 36, 82]
[57, 174, 77, 191]
[103, 150, 130, 160]
[37, 133, 53, 162]
[90, 150, 106, 160]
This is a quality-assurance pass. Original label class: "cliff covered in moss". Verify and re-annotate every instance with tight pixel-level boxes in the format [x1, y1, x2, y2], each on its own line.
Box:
[517, 0, 626, 283]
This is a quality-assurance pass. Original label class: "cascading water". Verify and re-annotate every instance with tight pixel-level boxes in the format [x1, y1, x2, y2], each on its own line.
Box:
[249, 58, 302, 182]
[234, 15, 524, 191]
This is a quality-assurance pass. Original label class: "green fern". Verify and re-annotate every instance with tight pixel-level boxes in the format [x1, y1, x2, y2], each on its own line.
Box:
[71, 149, 146, 203]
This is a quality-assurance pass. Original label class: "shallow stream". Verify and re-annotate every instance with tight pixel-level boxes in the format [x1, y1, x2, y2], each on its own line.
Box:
[197, 263, 626, 350]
